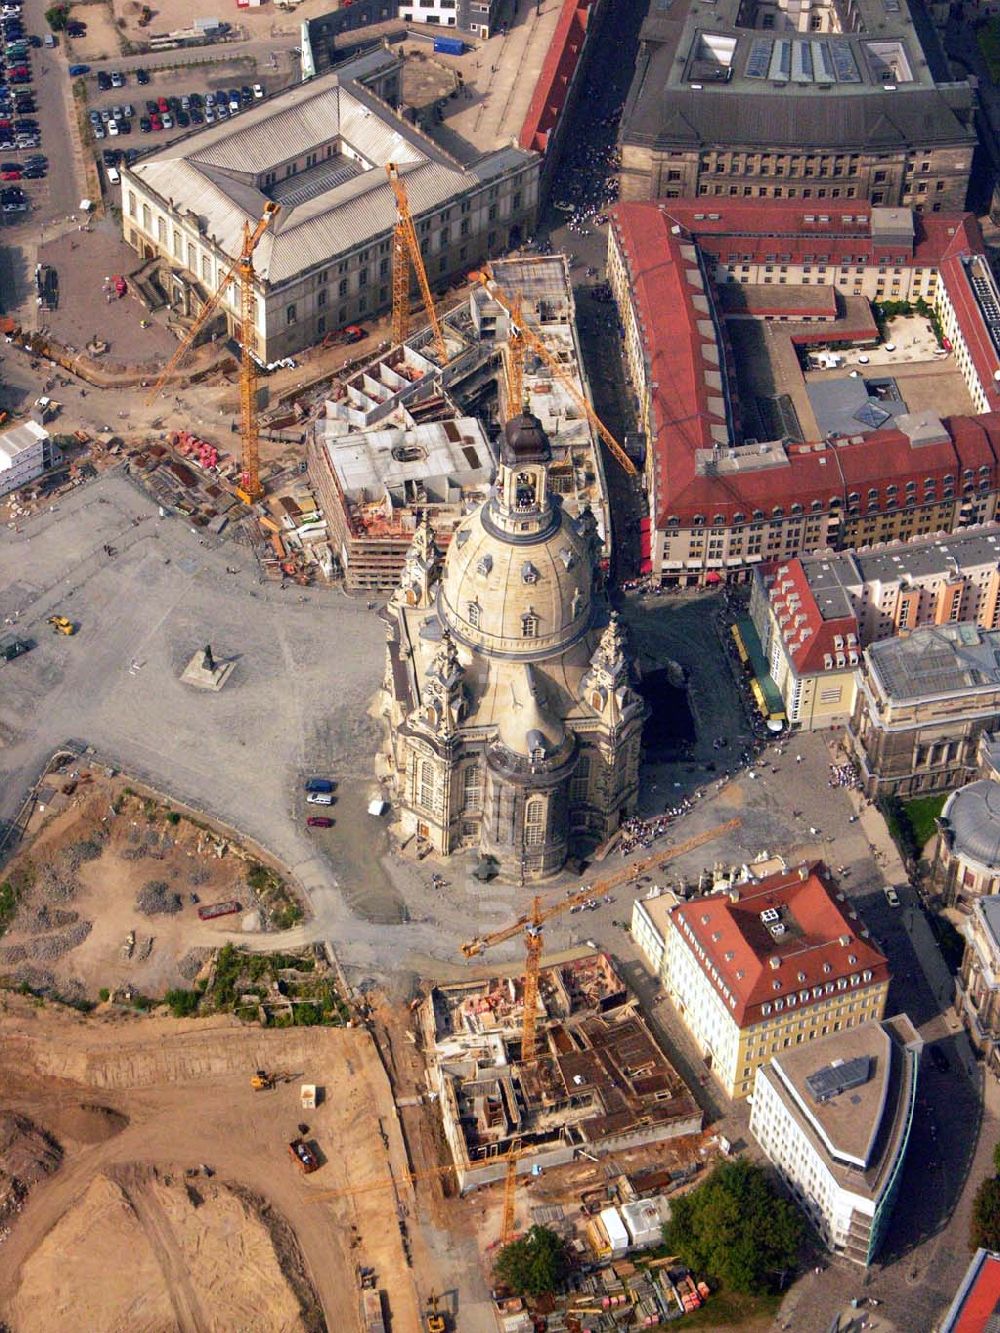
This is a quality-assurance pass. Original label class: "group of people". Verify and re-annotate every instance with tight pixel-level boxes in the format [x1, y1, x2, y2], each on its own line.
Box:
[829, 761, 863, 792]
[618, 804, 693, 856]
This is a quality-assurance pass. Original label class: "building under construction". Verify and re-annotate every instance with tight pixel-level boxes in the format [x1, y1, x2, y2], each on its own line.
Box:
[419, 953, 701, 1192]
[306, 254, 613, 590]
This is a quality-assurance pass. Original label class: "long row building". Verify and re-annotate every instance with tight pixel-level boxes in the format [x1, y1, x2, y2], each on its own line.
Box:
[607, 199, 1000, 586]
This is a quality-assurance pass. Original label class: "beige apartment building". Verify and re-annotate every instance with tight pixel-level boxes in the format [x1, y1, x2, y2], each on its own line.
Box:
[635, 862, 890, 1099]
[955, 895, 1000, 1071]
[750, 527, 1000, 728]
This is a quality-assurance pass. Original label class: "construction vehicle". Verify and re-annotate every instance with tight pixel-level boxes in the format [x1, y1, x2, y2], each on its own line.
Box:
[252, 1069, 294, 1090]
[146, 201, 279, 504]
[47, 615, 76, 635]
[288, 1138, 319, 1173]
[385, 162, 448, 363]
[460, 819, 740, 1062]
[424, 1292, 446, 1333]
[469, 266, 637, 477]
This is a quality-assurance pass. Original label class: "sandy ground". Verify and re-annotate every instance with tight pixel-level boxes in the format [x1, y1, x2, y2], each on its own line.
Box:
[0, 996, 426, 1332]
[0, 775, 276, 999]
[67, 3, 126, 62]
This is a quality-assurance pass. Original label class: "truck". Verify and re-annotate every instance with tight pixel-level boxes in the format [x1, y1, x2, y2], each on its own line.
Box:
[432, 36, 464, 55]
[196, 899, 241, 921]
[360, 1271, 386, 1333]
[288, 1137, 319, 1173]
[300, 1084, 317, 1110]
[0, 637, 31, 663]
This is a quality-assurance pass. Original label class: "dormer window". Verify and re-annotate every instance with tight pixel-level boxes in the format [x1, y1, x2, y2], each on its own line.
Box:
[521, 561, 539, 585]
[521, 611, 540, 639]
[476, 554, 493, 577]
[467, 600, 481, 629]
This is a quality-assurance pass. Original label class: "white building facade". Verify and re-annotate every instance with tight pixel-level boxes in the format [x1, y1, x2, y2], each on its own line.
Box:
[0, 420, 52, 498]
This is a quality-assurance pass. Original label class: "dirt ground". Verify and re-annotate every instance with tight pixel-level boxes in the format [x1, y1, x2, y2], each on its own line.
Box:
[109, 0, 338, 46]
[0, 995, 426, 1332]
[0, 772, 286, 1001]
[67, 3, 125, 62]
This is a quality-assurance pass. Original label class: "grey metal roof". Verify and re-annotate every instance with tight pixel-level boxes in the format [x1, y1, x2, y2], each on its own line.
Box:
[127, 52, 536, 288]
[807, 377, 907, 439]
[621, 0, 974, 153]
[942, 779, 1000, 869]
[867, 624, 1000, 701]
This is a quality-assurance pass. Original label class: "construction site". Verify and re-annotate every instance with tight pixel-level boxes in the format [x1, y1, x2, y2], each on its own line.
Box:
[305, 253, 620, 591]
[419, 953, 702, 1193]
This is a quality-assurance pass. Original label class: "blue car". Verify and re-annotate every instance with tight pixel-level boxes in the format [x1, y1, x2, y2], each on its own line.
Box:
[68, 63, 89, 75]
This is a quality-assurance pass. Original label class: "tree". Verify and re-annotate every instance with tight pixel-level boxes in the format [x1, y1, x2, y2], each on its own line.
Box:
[972, 1176, 1000, 1251]
[494, 1225, 568, 1298]
[992, 1140, 1000, 1177]
[45, 4, 68, 30]
[663, 1159, 803, 1295]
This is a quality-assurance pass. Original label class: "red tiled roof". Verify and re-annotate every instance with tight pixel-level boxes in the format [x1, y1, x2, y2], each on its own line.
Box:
[940, 254, 1000, 409]
[608, 201, 1000, 529]
[518, 0, 594, 154]
[668, 862, 889, 1028]
[947, 1251, 1000, 1333]
[761, 557, 860, 675]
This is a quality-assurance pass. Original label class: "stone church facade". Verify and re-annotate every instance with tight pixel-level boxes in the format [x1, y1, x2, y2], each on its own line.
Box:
[380, 411, 646, 882]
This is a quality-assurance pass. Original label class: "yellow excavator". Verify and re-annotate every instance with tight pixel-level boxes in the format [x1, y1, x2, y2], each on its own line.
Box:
[250, 1069, 291, 1090]
[424, 1293, 446, 1333]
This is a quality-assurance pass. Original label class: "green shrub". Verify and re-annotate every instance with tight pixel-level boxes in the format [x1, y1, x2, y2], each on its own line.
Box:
[98, 988, 110, 1002]
[164, 988, 201, 1018]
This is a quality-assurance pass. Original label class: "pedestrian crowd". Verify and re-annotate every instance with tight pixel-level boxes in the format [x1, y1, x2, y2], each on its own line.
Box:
[829, 761, 863, 792]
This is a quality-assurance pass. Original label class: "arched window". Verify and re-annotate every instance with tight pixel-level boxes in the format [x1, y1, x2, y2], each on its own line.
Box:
[463, 765, 482, 813]
[524, 795, 547, 847]
[467, 600, 481, 629]
[522, 611, 540, 639]
[418, 760, 435, 811]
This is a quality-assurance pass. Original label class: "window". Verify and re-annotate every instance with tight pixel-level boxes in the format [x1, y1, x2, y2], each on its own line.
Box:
[521, 611, 540, 639]
[571, 754, 591, 803]
[463, 765, 482, 813]
[467, 600, 481, 629]
[317, 288, 327, 308]
[418, 760, 435, 811]
[286, 304, 297, 326]
[339, 278, 348, 297]
[524, 795, 547, 847]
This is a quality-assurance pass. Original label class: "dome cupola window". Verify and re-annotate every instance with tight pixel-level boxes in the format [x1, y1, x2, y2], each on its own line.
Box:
[467, 600, 482, 628]
[476, 554, 493, 577]
[521, 610, 540, 639]
[521, 561, 540, 584]
[515, 471, 539, 511]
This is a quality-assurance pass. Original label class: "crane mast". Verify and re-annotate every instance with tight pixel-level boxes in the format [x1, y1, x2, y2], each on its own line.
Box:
[386, 162, 449, 363]
[469, 267, 637, 477]
[145, 201, 279, 504]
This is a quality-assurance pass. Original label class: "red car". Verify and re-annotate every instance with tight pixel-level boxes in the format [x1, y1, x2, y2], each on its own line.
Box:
[1, 168, 20, 179]
[149, 113, 162, 130]
[157, 96, 168, 113]
[306, 816, 333, 828]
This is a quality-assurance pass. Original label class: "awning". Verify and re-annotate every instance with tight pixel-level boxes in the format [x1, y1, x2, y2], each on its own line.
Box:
[705, 571, 723, 585]
[639, 559, 653, 574]
[730, 623, 750, 665]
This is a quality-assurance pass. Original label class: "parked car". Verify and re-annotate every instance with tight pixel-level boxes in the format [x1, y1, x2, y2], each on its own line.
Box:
[106, 164, 120, 184]
[304, 778, 335, 793]
[252, 82, 263, 99]
[136, 67, 150, 85]
[160, 112, 172, 129]
[156, 95, 167, 112]
[306, 816, 334, 828]
[0, 637, 30, 663]
[21, 163, 43, 177]
[306, 792, 334, 806]
[110, 69, 124, 87]
[883, 886, 901, 908]
[139, 116, 151, 133]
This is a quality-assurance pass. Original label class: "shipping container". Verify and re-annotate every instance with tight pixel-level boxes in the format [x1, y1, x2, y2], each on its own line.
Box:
[432, 36, 464, 55]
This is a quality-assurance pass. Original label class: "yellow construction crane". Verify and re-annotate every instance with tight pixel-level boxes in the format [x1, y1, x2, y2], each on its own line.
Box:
[469, 267, 638, 477]
[460, 818, 741, 1062]
[499, 1137, 521, 1246]
[146, 201, 279, 503]
[386, 162, 449, 364]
